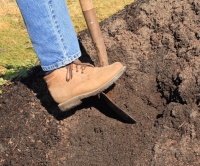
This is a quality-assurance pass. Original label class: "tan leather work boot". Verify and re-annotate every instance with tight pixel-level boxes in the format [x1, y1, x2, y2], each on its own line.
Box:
[44, 60, 126, 111]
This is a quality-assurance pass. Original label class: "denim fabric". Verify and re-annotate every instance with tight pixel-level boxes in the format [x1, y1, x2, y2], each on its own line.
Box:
[16, 0, 81, 71]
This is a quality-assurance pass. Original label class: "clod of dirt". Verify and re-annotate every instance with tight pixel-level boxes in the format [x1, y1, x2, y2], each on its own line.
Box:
[1, 0, 200, 165]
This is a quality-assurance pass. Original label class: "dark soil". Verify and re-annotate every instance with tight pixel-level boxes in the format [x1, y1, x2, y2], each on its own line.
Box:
[0, 0, 200, 165]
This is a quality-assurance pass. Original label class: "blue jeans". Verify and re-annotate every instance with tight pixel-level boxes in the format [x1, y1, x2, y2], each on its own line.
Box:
[16, 0, 81, 71]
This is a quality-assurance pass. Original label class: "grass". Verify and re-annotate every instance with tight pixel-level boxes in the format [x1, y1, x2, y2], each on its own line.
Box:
[0, 0, 133, 85]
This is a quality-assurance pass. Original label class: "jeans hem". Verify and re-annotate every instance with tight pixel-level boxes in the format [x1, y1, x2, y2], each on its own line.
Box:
[41, 51, 81, 71]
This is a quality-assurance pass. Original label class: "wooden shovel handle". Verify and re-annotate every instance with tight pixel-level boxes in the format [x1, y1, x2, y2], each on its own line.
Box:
[79, 0, 94, 11]
[79, 0, 109, 66]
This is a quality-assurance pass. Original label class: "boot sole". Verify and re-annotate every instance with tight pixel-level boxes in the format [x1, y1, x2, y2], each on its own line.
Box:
[58, 66, 126, 112]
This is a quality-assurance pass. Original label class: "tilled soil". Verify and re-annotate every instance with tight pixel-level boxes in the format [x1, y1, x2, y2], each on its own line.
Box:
[0, 0, 200, 165]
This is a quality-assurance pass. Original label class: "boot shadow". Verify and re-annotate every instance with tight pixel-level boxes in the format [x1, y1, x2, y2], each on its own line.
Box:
[20, 64, 126, 123]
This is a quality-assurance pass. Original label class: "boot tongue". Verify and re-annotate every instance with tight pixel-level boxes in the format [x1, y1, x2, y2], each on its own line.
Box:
[66, 60, 94, 82]
[73, 59, 94, 67]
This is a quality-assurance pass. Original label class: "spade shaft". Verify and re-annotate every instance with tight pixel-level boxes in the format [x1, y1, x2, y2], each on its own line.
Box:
[79, 0, 108, 67]
[79, 0, 136, 123]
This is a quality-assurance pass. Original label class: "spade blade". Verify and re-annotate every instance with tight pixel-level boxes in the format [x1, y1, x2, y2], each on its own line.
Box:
[100, 92, 136, 124]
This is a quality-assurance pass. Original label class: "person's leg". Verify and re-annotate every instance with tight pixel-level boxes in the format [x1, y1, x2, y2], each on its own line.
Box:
[16, 0, 81, 71]
[16, 0, 126, 111]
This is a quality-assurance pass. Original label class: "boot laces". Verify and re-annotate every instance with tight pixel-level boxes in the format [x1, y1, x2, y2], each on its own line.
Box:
[66, 60, 93, 82]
